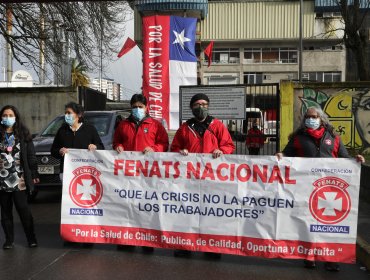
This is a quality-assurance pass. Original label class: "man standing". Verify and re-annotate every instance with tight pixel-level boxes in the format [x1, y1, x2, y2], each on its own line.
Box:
[246, 120, 265, 155]
[171, 93, 234, 157]
[170, 93, 235, 258]
[113, 93, 169, 253]
[113, 94, 169, 154]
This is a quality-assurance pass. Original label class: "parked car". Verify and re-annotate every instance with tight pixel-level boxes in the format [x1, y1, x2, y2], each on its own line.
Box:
[31, 110, 130, 201]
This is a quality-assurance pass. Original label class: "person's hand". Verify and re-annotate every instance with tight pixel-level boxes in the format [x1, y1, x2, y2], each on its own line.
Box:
[116, 146, 124, 154]
[59, 147, 68, 156]
[143, 147, 154, 154]
[356, 154, 365, 163]
[212, 149, 223, 158]
[275, 152, 283, 160]
[88, 144, 97, 151]
[179, 149, 188, 156]
[33, 178, 40, 184]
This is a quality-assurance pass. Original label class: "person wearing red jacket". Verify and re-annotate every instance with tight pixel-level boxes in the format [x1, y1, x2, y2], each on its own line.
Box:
[170, 93, 234, 259]
[246, 120, 265, 155]
[113, 93, 169, 253]
[113, 94, 169, 154]
[171, 93, 234, 158]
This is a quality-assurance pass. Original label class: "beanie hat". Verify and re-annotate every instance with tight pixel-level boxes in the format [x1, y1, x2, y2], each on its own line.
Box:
[190, 93, 210, 107]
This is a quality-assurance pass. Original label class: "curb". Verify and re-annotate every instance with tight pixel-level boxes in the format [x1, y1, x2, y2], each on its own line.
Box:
[357, 236, 370, 270]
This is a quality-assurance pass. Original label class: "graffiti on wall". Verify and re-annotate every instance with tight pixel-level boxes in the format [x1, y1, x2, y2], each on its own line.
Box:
[297, 87, 370, 153]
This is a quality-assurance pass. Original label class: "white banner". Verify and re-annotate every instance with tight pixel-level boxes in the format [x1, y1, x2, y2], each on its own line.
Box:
[61, 150, 361, 263]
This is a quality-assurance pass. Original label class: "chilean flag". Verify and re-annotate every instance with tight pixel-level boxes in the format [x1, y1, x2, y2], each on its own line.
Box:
[142, 15, 197, 130]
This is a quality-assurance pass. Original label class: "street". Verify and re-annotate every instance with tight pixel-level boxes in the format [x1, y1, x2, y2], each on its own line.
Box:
[0, 190, 369, 280]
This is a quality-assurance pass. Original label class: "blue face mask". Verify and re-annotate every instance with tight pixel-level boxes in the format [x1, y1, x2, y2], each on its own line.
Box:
[1, 117, 16, 127]
[132, 108, 146, 121]
[65, 114, 75, 126]
[305, 118, 321, 130]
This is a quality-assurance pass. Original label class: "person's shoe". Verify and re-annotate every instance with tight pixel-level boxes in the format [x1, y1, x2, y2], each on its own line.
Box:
[28, 237, 38, 248]
[117, 245, 135, 252]
[174, 249, 192, 258]
[204, 252, 222, 260]
[3, 241, 14, 250]
[324, 262, 340, 272]
[142, 246, 154, 253]
[303, 260, 316, 269]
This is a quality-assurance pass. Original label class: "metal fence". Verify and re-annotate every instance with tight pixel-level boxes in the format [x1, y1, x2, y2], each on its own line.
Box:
[222, 83, 280, 156]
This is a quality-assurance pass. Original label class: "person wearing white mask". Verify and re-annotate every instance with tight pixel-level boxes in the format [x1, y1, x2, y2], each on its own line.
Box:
[51, 102, 104, 181]
[113, 93, 168, 253]
[113, 94, 169, 154]
[276, 106, 364, 272]
[0, 105, 39, 249]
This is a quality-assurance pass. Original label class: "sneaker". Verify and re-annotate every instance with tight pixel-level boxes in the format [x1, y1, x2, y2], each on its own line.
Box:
[303, 260, 316, 269]
[117, 245, 135, 252]
[28, 237, 38, 248]
[3, 241, 14, 250]
[142, 246, 154, 253]
[324, 262, 340, 272]
[174, 249, 192, 258]
[204, 252, 221, 260]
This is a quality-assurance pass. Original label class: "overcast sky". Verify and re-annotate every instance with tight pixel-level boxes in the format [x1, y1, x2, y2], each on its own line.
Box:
[0, 16, 142, 100]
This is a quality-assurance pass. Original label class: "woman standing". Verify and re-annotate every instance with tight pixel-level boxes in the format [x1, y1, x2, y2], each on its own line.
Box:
[51, 102, 104, 179]
[276, 106, 364, 272]
[0, 105, 39, 249]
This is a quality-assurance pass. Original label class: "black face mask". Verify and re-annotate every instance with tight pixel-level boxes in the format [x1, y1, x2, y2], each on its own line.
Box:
[192, 107, 209, 120]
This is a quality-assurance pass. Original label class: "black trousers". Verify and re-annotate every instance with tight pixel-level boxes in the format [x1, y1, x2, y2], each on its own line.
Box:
[0, 190, 36, 243]
[248, 147, 261, 155]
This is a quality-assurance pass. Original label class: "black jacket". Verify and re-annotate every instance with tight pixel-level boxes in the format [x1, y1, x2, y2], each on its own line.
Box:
[20, 139, 39, 192]
[51, 123, 104, 172]
[283, 128, 349, 158]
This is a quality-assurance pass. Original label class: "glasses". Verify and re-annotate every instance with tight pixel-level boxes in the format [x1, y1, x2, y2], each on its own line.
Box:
[192, 103, 209, 108]
[305, 115, 319, 119]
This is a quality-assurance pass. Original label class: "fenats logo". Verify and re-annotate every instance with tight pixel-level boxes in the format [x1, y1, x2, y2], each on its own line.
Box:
[69, 166, 103, 208]
[309, 177, 351, 232]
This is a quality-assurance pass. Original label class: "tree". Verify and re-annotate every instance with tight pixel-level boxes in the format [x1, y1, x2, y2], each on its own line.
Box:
[336, 0, 370, 80]
[0, 2, 132, 82]
[71, 58, 89, 88]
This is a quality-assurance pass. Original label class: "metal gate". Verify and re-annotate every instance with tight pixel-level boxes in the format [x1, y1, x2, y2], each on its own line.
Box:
[225, 83, 280, 156]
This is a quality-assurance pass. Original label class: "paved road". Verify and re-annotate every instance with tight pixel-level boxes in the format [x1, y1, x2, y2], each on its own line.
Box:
[0, 190, 369, 280]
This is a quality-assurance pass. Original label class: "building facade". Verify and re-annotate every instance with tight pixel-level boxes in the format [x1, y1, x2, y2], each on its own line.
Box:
[133, 0, 347, 85]
[89, 78, 122, 101]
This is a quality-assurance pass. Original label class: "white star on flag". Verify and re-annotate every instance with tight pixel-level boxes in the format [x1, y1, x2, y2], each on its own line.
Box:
[318, 192, 342, 216]
[172, 29, 191, 50]
[76, 179, 96, 201]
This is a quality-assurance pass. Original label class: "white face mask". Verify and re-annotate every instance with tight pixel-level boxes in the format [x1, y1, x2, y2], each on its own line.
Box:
[305, 118, 320, 130]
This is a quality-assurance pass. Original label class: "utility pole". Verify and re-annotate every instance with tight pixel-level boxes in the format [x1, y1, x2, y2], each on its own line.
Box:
[6, 4, 13, 82]
[299, 0, 303, 82]
[39, 4, 45, 85]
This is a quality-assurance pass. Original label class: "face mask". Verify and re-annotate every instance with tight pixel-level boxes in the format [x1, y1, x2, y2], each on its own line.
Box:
[305, 118, 321, 130]
[65, 114, 75, 126]
[192, 107, 209, 120]
[132, 108, 146, 121]
[1, 117, 16, 127]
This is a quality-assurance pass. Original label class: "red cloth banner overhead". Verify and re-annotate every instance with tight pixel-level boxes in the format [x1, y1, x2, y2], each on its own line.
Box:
[117, 37, 137, 58]
[142, 15, 197, 130]
[204, 41, 214, 67]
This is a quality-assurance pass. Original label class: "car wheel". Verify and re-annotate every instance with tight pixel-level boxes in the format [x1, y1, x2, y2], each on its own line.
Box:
[27, 190, 39, 203]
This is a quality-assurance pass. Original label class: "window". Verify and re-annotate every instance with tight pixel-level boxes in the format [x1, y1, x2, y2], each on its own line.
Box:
[244, 48, 297, 64]
[302, 72, 341, 82]
[205, 48, 240, 65]
[244, 72, 263, 84]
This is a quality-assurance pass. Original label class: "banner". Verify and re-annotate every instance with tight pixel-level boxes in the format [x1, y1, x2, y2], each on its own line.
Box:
[142, 15, 197, 130]
[61, 150, 361, 263]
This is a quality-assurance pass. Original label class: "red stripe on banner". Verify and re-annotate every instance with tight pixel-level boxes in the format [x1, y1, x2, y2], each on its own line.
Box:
[61, 224, 356, 263]
[142, 15, 170, 126]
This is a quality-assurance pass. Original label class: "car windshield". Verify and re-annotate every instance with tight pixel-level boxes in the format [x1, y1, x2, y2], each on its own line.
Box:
[40, 114, 112, 137]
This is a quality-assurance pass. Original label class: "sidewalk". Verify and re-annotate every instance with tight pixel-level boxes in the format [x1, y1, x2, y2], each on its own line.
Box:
[357, 198, 370, 269]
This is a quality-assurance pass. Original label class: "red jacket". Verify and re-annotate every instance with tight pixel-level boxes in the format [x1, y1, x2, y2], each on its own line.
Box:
[170, 118, 235, 154]
[113, 117, 169, 152]
[246, 128, 265, 148]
